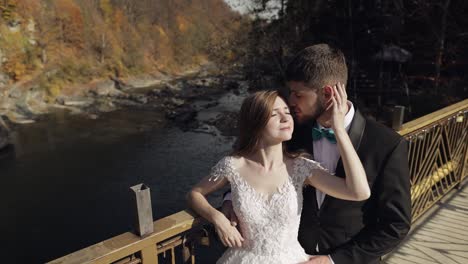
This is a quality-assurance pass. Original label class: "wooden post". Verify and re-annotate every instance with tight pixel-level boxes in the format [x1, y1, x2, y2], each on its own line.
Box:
[141, 244, 158, 264]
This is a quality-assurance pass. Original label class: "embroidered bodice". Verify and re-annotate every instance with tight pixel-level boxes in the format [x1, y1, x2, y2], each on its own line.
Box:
[209, 156, 325, 264]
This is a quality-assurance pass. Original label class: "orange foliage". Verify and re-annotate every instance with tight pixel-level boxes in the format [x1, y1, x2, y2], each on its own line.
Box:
[15, 0, 41, 17]
[3, 57, 27, 81]
[152, 24, 173, 67]
[154, 25, 169, 40]
[54, 0, 84, 47]
[2, 0, 244, 87]
[176, 15, 189, 33]
[113, 8, 125, 31]
[99, 0, 113, 22]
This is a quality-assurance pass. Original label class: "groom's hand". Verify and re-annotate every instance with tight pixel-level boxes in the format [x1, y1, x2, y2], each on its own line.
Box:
[221, 200, 240, 230]
[303, 255, 332, 264]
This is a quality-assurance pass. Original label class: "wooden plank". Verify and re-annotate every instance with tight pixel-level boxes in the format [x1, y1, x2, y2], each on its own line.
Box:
[48, 210, 204, 264]
[140, 244, 158, 264]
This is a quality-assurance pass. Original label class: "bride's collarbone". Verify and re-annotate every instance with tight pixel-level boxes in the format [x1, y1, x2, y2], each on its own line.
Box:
[234, 156, 294, 174]
[234, 159, 293, 195]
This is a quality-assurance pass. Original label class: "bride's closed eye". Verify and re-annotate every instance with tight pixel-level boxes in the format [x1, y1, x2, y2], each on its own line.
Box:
[271, 106, 291, 117]
[271, 112, 291, 117]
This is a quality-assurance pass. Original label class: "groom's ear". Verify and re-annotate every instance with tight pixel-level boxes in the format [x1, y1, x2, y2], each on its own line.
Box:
[323, 86, 333, 100]
[322, 85, 334, 109]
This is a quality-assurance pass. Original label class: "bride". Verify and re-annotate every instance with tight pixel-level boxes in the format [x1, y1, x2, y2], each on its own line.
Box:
[187, 84, 370, 264]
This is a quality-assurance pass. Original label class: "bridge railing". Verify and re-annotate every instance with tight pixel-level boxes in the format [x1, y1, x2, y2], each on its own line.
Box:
[398, 99, 468, 221]
[49, 99, 468, 264]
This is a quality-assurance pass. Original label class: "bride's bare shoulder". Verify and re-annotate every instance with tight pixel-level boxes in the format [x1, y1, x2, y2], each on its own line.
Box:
[228, 155, 244, 168]
[284, 156, 300, 168]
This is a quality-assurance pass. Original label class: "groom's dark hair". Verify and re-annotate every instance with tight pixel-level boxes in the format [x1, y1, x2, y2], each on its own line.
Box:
[285, 44, 348, 90]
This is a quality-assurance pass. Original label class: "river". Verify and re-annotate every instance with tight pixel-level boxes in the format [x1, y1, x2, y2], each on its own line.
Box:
[2, 88, 246, 263]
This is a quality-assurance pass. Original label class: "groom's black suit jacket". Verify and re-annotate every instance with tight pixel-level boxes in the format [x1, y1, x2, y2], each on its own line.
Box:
[287, 109, 411, 264]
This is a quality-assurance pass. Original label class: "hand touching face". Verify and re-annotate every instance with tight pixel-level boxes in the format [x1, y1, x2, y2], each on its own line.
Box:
[328, 82, 348, 132]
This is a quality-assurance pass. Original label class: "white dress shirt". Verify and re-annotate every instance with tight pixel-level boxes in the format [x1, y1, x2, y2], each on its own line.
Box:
[313, 102, 355, 208]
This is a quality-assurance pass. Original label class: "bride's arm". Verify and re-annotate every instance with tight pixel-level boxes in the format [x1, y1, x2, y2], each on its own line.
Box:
[306, 83, 370, 201]
[187, 175, 228, 223]
[306, 129, 370, 201]
[187, 175, 244, 247]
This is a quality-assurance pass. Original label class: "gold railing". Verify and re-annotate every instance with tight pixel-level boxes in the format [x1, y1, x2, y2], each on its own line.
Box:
[49, 99, 468, 264]
[398, 98, 468, 221]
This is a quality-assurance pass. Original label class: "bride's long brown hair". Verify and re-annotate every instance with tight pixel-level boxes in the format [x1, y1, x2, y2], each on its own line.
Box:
[232, 90, 300, 158]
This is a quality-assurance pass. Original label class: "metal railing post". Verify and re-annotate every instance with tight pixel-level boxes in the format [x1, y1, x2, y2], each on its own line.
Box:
[392, 105, 405, 130]
[130, 184, 154, 237]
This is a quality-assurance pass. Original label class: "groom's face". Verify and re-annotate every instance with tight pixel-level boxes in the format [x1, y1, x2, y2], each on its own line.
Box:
[287, 81, 325, 125]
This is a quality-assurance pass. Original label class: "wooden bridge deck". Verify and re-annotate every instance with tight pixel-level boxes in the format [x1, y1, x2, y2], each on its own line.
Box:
[383, 181, 468, 264]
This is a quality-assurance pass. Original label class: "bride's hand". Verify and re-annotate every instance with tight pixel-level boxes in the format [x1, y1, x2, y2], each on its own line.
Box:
[213, 211, 244, 248]
[329, 82, 347, 133]
[299, 255, 332, 264]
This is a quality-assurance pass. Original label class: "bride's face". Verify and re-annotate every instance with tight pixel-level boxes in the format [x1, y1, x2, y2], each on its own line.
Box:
[261, 97, 294, 144]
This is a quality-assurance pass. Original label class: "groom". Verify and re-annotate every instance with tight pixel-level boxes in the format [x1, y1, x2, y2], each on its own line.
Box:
[222, 44, 411, 264]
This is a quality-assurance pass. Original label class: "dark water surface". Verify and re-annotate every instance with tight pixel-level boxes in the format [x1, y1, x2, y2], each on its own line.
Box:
[2, 106, 235, 263]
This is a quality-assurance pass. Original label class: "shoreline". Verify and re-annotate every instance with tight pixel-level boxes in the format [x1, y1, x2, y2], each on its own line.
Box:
[0, 64, 247, 150]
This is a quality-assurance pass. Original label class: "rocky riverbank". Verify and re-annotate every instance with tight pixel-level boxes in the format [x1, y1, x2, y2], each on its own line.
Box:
[0, 65, 248, 150]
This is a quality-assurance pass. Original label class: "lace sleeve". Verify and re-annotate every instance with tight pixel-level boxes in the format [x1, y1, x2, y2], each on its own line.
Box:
[208, 156, 233, 182]
[295, 157, 328, 184]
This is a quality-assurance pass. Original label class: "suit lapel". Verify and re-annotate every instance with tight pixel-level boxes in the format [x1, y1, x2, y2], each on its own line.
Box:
[347, 109, 367, 151]
[320, 109, 366, 210]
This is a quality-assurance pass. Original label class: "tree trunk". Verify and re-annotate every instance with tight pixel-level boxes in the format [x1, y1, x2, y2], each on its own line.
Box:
[41, 48, 47, 64]
[100, 33, 106, 63]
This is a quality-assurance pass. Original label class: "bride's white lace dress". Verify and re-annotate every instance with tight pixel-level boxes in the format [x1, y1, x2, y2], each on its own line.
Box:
[209, 156, 325, 264]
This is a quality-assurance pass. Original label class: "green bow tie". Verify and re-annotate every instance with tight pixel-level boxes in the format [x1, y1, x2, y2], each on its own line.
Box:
[312, 127, 337, 144]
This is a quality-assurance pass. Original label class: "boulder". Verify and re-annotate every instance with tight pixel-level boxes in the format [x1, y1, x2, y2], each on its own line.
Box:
[0, 72, 9, 88]
[91, 80, 124, 97]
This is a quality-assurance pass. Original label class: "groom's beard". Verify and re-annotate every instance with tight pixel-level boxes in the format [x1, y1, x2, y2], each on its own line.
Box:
[312, 102, 326, 120]
[298, 102, 325, 125]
